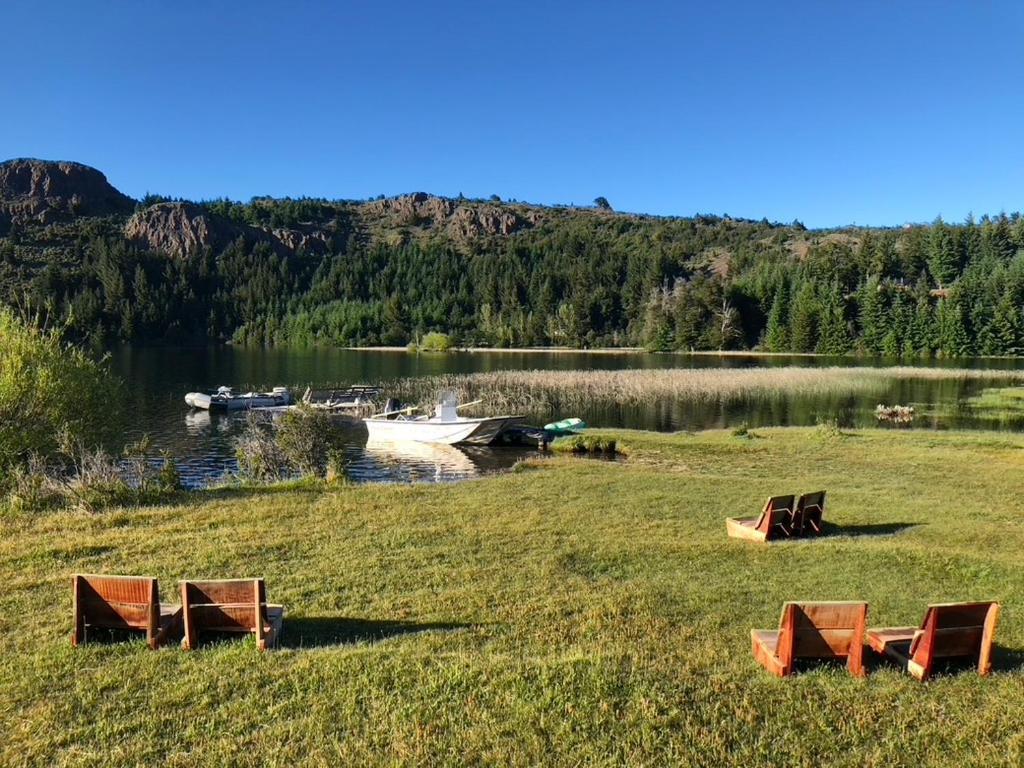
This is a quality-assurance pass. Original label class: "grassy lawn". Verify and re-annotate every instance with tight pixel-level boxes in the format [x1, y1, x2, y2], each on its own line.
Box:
[3, 427, 1024, 766]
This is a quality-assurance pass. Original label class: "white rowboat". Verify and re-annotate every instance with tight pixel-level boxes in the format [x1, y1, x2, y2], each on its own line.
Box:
[363, 395, 523, 445]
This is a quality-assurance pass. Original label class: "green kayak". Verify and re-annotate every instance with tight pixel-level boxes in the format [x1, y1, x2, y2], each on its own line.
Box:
[544, 417, 587, 435]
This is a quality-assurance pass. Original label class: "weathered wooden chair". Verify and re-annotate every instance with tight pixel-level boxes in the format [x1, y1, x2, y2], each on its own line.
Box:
[71, 573, 182, 649]
[751, 601, 868, 677]
[865, 601, 1000, 681]
[725, 495, 796, 542]
[792, 491, 826, 536]
[180, 578, 285, 651]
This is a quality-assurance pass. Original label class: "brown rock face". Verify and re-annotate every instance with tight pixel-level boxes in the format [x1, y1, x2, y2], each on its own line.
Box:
[361, 193, 528, 239]
[0, 159, 135, 223]
[126, 202, 283, 258]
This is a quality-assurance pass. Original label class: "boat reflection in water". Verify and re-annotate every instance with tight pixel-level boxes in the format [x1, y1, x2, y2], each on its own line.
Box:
[360, 439, 532, 483]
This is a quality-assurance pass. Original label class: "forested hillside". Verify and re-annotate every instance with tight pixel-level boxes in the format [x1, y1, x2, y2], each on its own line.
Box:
[3, 158, 1024, 356]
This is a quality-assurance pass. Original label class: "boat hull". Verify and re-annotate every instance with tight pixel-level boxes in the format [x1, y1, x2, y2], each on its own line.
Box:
[363, 416, 524, 445]
[185, 391, 292, 411]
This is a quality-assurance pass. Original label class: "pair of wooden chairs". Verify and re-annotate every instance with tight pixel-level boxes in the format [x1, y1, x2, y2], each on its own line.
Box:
[751, 600, 1000, 681]
[726, 492, 825, 542]
[71, 574, 285, 651]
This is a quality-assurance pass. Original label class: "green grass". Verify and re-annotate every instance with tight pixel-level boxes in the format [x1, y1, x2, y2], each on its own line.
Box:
[967, 386, 1024, 413]
[3, 428, 1024, 766]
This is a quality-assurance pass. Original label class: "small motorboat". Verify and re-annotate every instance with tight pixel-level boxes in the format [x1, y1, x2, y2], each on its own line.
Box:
[301, 385, 380, 411]
[363, 393, 523, 445]
[185, 386, 293, 412]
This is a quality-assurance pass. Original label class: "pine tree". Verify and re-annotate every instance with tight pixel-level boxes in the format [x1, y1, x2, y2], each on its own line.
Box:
[856, 276, 887, 354]
[816, 283, 851, 355]
[937, 298, 972, 357]
[992, 292, 1023, 355]
[928, 218, 959, 287]
[788, 281, 819, 352]
[762, 281, 790, 352]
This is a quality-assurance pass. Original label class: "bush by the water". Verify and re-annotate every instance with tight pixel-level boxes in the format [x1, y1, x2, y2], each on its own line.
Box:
[235, 407, 343, 482]
[0, 309, 121, 483]
[412, 332, 454, 352]
[5, 433, 182, 513]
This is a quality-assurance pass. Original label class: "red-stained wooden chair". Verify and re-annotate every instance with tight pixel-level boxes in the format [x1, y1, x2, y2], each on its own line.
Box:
[71, 574, 182, 649]
[791, 491, 826, 536]
[865, 602, 1000, 681]
[751, 601, 868, 677]
[180, 578, 284, 651]
[726, 495, 795, 542]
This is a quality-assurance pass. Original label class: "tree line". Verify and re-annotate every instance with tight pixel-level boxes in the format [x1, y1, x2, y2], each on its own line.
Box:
[7, 202, 1024, 356]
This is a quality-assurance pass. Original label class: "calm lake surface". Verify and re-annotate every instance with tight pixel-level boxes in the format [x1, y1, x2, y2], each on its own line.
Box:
[108, 347, 1024, 488]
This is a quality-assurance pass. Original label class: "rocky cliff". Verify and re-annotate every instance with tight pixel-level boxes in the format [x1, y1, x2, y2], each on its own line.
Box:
[0, 159, 565, 259]
[0, 159, 135, 223]
[125, 202, 275, 258]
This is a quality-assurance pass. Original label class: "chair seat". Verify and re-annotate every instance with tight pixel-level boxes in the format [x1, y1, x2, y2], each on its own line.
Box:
[726, 517, 767, 542]
[865, 627, 916, 654]
[751, 629, 779, 653]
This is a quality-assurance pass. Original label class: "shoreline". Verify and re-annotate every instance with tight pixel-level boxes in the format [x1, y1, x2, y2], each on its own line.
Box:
[342, 346, 825, 357]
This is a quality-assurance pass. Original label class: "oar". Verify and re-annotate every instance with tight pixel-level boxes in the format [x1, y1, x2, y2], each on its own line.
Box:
[370, 405, 420, 418]
[456, 399, 484, 410]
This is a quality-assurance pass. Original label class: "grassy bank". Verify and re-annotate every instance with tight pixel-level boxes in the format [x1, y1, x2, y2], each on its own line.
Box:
[3, 428, 1024, 766]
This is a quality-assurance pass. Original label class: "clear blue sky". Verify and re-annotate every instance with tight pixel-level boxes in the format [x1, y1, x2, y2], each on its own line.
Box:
[2, 1, 1022, 228]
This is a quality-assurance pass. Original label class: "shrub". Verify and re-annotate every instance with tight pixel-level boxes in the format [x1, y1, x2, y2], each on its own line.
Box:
[235, 407, 342, 482]
[0, 309, 121, 474]
[419, 332, 454, 352]
[235, 413, 288, 482]
[276, 406, 342, 477]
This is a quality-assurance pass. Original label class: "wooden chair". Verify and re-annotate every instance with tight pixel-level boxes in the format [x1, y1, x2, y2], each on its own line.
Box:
[752, 601, 868, 677]
[865, 602, 1000, 681]
[792, 491, 826, 536]
[71, 574, 182, 649]
[726, 495, 795, 542]
[180, 578, 284, 651]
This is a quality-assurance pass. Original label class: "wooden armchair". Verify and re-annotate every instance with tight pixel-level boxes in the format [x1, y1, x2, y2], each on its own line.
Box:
[866, 602, 1000, 681]
[792, 491, 826, 536]
[752, 601, 868, 677]
[180, 578, 284, 651]
[72, 574, 182, 649]
[726, 495, 796, 542]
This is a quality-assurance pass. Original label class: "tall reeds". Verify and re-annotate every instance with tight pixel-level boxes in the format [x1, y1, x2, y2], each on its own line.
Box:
[383, 366, 1024, 415]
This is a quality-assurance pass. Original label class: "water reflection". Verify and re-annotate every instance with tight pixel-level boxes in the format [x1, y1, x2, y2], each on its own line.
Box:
[362, 440, 502, 483]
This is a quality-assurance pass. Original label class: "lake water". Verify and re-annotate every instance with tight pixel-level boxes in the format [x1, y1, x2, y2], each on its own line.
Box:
[108, 347, 1024, 488]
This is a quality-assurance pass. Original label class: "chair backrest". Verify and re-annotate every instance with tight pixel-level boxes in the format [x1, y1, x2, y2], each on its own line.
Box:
[181, 578, 269, 646]
[72, 574, 159, 642]
[794, 491, 826, 535]
[909, 602, 1000, 677]
[776, 601, 868, 666]
[754, 495, 795, 539]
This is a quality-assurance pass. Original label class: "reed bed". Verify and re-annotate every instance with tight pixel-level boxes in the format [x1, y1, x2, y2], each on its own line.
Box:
[383, 365, 1024, 415]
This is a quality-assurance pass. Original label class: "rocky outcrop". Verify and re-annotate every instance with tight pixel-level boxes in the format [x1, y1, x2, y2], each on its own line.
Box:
[125, 202, 283, 258]
[271, 226, 331, 255]
[0, 159, 134, 223]
[125, 201, 329, 258]
[448, 205, 524, 239]
[361, 193, 531, 240]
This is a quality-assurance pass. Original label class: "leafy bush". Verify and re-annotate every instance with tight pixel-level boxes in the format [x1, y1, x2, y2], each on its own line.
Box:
[0, 309, 121, 474]
[235, 407, 342, 482]
[418, 332, 454, 352]
[276, 407, 342, 476]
